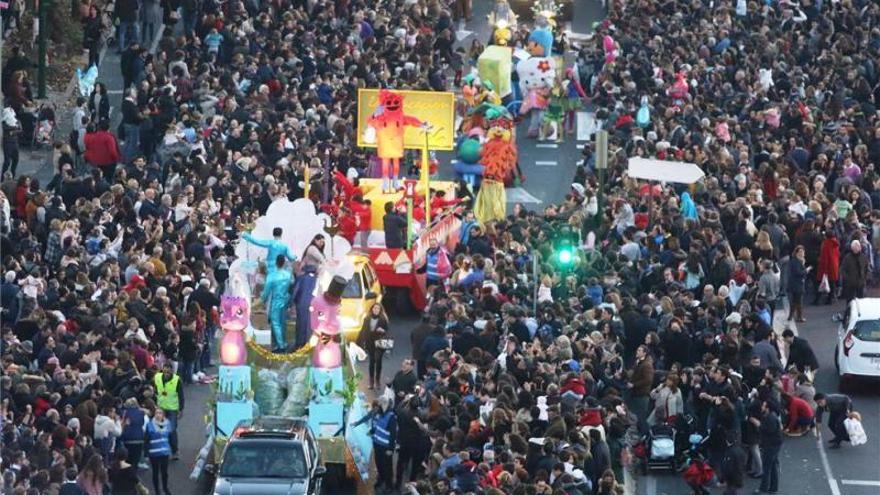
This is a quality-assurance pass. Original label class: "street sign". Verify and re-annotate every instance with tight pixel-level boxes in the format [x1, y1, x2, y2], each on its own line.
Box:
[627, 157, 705, 184]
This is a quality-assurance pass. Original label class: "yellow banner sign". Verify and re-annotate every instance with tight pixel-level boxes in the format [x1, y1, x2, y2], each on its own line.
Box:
[356, 89, 455, 151]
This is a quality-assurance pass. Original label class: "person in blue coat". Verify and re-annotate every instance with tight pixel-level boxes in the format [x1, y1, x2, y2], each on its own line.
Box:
[242, 227, 296, 274]
[145, 408, 172, 495]
[262, 254, 294, 352]
[120, 397, 147, 469]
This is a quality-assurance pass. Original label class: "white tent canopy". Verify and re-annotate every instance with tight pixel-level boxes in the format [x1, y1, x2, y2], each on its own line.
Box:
[627, 157, 705, 185]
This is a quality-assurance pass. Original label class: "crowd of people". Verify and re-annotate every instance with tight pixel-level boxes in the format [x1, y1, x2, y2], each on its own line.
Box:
[1, 0, 878, 494]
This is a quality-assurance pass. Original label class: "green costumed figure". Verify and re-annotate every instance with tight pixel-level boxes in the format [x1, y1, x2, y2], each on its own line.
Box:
[541, 84, 565, 143]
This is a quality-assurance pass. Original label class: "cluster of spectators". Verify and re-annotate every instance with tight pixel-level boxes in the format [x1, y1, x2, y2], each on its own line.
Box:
[362, 1, 879, 495]
[2, 0, 879, 494]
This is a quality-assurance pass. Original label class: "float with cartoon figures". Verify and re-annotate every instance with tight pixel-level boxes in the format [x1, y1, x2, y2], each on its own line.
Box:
[191, 198, 374, 488]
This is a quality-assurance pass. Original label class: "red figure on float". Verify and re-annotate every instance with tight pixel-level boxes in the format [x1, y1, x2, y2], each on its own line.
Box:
[367, 90, 424, 193]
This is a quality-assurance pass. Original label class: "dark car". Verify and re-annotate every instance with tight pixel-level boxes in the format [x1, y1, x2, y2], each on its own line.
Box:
[211, 416, 326, 495]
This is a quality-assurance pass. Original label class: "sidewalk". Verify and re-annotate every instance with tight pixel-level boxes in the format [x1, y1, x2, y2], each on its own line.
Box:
[2, 26, 163, 185]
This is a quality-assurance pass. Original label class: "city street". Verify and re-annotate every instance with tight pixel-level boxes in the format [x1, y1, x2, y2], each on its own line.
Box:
[9, 2, 878, 495]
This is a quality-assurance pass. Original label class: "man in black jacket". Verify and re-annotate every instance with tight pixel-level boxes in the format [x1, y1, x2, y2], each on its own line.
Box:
[661, 320, 692, 368]
[115, 0, 140, 53]
[782, 329, 819, 374]
[749, 400, 782, 494]
[815, 393, 852, 448]
[383, 201, 406, 249]
[720, 432, 747, 494]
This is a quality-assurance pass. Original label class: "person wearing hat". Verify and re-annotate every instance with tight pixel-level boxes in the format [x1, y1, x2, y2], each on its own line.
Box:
[241, 227, 296, 275]
[261, 254, 294, 352]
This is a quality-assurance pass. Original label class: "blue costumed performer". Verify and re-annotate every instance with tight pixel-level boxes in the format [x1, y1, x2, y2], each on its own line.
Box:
[261, 254, 293, 352]
[242, 227, 296, 274]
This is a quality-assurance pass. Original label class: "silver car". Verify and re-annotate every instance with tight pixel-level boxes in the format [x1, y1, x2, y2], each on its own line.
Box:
[212, 417, 326, 495]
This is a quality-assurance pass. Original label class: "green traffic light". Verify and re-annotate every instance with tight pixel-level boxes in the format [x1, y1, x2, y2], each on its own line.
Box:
[558, 249, 573, 264]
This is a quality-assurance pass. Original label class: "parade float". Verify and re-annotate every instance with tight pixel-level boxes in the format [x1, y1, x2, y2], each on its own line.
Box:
[355, 88, 464, 311]
[193, 199, 374, 489]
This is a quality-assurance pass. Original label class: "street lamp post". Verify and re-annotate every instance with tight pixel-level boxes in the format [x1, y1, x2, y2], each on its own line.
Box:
[595, 129, 608, 215]
[37, 0, 49, 98]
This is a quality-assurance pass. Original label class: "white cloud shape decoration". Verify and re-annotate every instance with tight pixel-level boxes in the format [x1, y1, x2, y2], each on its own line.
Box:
[234, 198, 356, 281]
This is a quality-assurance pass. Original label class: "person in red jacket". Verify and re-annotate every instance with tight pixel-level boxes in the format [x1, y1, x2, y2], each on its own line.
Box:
[349, 195, 372, 246]
[13, 175, 29, 218]
[561, 372, 587, 401]
[783, 393, 815, 436]
[83, 120, 121, 181]
[815, 229, 839, 305]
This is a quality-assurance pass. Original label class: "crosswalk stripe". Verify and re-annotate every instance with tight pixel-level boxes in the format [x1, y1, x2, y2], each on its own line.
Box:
[506, 187, 543, 204]
[536, 143, 558, 148]
[535, 161, 557, 166]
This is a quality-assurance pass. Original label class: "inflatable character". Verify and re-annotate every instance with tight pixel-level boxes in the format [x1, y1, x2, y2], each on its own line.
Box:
[366, 90, 424, 193]
[636, 96, 651, 129]
[518, 28, 557, 138]
[488, 0, 517, 45]
[462, 74, 480, 108]
[533, 0, 559, 30]
[454, 138, 484, 189]
[261, 255, 293, 352]
[311, 276, 346, 368]
[242, 228, 296, 275]
[475, 118, 518, 223]
[603, 35, 618, 65]
[668, 72, 689, 105]
[219, 295, 249, 366]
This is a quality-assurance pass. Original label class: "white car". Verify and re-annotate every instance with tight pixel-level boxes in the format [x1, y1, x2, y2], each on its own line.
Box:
[834, 298, 880, 389]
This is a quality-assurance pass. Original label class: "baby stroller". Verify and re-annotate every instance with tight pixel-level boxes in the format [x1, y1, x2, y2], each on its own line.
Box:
[31, 103, 56, 148]
[643, 423, 676, 472]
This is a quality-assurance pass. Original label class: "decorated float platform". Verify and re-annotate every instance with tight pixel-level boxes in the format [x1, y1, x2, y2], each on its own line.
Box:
[192, 199, 375, 488]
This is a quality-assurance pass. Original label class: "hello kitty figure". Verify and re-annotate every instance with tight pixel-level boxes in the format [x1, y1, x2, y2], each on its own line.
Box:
[220, 295, 249, 366]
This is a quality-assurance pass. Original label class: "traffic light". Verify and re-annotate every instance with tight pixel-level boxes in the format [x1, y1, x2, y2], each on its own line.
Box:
[556, 242, 575, 265]
[553, 227, 580, 269]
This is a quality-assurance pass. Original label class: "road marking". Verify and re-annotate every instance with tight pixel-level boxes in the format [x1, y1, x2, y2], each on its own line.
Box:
[456, 29, 473, 41]
[577, 112, 597, 141]
[108, 89, 124, 95]
[840, 480, 880, 486]
[535, 161, 557, 166]
[645, 474, 656, 495]
[535, 143, 558, 148]
[817, 437, 842, 495]
[506, 187, 543, 204]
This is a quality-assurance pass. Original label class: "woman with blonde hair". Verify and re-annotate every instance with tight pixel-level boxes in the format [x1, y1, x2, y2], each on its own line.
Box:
[753, 230, 775, 262]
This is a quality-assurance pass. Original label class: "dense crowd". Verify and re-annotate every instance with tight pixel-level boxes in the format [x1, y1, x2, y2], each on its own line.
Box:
[1, 0, 878, 494]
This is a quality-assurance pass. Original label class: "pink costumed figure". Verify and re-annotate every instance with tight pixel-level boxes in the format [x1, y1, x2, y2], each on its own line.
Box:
[367, 90, 424, 193]
[603, 35, 618, 65]
[310, 276, 347, 369]
[219, 295, 249, 366]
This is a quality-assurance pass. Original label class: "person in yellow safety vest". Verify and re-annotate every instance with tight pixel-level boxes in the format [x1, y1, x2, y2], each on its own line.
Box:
[153, 363, 185, 460]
